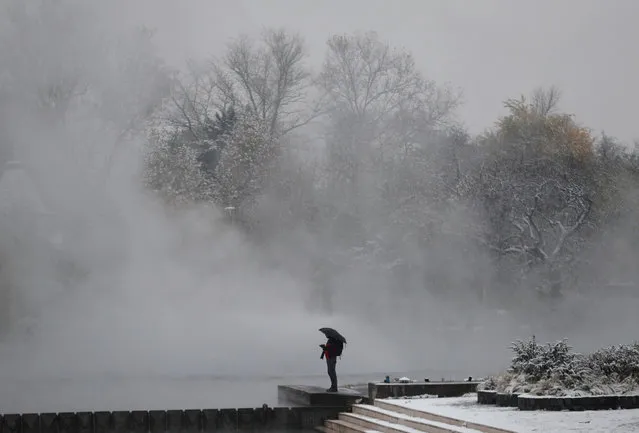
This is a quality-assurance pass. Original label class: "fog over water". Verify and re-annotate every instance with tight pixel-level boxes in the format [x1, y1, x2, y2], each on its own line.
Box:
[0, 0, 637, 413]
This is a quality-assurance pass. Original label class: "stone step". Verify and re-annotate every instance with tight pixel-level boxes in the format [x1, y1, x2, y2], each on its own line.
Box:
[325, 418, 382, 433]
[352, 404, 481, 433]
[374, 400, 514, 433]
[340, 412, 464, 433]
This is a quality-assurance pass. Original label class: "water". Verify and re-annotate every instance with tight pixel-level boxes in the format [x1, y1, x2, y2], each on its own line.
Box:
[0, 369, 472, 413]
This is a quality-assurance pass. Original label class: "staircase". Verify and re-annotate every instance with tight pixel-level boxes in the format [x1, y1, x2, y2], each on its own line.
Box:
[319, 399, 515, 433]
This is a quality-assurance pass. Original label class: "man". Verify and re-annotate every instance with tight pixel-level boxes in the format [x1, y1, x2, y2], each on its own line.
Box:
[320, 337, 343, 392]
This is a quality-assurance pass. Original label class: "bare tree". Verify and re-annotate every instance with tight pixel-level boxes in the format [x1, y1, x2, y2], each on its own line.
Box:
[213, 28, 315, 137]
[530, 86, 561, 117]
[151, 28, 317, 213]
[317, 31, 461, 217]
[163, 60, 223, 143]
[318, 31, 460, 138]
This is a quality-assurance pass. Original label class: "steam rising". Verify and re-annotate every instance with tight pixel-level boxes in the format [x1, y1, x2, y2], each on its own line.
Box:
[0, 0, 637, 413]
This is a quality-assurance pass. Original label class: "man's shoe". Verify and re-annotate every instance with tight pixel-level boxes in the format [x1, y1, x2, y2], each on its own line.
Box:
[326, 388, 338, 393]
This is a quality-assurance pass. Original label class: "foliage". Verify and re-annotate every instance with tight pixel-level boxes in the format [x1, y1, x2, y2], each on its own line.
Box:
[585, 344, 639, 380]
[466, 88, 608, 298]
[143, 128, 215, 206]
[197, 106, 238, 175]
[142, 28, 639, 312]
[484, 337, 639, 396]
[510, 336, 575, 382]
[496, 87, 595, 164]
[2, 7, 639, 337]
[477, 376, 497, 391]
[145, 106, 274, 213]
[211, 113, 274, 208]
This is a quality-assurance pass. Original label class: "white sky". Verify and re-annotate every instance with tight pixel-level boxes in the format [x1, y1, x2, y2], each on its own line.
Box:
[112, 0, 639, 142]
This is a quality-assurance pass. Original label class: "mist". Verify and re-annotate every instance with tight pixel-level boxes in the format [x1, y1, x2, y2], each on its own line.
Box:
[0, 0, 638, 413]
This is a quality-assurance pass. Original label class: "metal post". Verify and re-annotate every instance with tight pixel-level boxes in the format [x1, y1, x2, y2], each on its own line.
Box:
[224, 206, 236, 226]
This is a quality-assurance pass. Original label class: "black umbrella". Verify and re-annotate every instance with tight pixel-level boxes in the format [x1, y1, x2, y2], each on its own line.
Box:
[319, 327, 347, 344]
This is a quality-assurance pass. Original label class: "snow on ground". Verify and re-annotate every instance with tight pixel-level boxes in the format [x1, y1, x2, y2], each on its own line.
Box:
[381, 395, 639, 433]
[384, 393, 438, 400]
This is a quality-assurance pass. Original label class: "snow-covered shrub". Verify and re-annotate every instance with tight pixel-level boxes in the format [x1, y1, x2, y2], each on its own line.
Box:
[510, 335, 542, 375]
[488, 337, 639, 396]
[510, 336, 575, 382]
[477, 376, 497, 391]
[585, 343, 639, 381]
[495, 336, 579, 394]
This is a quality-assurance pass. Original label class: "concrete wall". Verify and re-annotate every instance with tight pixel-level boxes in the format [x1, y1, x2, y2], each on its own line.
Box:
[495, 393, 519, 407]
[518, 395, 639, 411]
[0, 406, 345, 433]
[478, 392, 639, 411]
[368, 382, 479, 400]
[476, 390, 497, 405]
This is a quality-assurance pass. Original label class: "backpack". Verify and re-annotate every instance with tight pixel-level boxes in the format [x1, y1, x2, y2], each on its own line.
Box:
[334, 340, 344, 356]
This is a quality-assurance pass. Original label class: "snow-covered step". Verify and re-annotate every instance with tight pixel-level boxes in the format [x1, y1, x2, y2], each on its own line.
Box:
[339, 412, 414, 433]
[374, 400, 514, 433]
[340, 411, 479, 433]
[352, 404, 483, 433]
[324, 418, 383, 433]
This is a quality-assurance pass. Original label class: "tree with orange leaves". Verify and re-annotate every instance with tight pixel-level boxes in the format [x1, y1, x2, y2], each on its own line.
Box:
[473, 87, 598, 299]
[494, 86, 595, 165]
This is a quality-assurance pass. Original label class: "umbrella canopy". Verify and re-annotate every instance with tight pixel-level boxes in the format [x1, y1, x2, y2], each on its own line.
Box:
[319, 327, 347, 344]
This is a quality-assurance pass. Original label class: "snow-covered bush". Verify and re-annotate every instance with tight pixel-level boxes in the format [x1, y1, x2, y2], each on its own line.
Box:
[481, 337, 639, 396]
[510, 336, 575, 382]
[584, 343, 639, 382]
[510, 335, 543, 376]
[477, 376, 497, 391]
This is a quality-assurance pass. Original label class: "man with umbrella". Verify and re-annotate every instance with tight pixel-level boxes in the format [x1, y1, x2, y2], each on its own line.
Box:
[319, 327, 346, 392]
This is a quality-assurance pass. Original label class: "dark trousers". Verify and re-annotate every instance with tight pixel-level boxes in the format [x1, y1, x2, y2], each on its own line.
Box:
[326, 356, 338, 390]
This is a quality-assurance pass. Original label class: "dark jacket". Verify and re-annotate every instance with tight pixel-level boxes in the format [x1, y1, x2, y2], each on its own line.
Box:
[322, 338, 342, 360]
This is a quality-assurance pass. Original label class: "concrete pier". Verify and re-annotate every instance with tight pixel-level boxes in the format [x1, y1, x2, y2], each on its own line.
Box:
[277, 385, 365, 407]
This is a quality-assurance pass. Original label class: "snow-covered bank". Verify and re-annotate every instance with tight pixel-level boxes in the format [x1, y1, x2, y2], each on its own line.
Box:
[381, 395, 639, 433]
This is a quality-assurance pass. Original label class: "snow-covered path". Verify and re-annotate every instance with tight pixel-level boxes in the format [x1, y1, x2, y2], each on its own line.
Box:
[380, 395, 639, 433]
